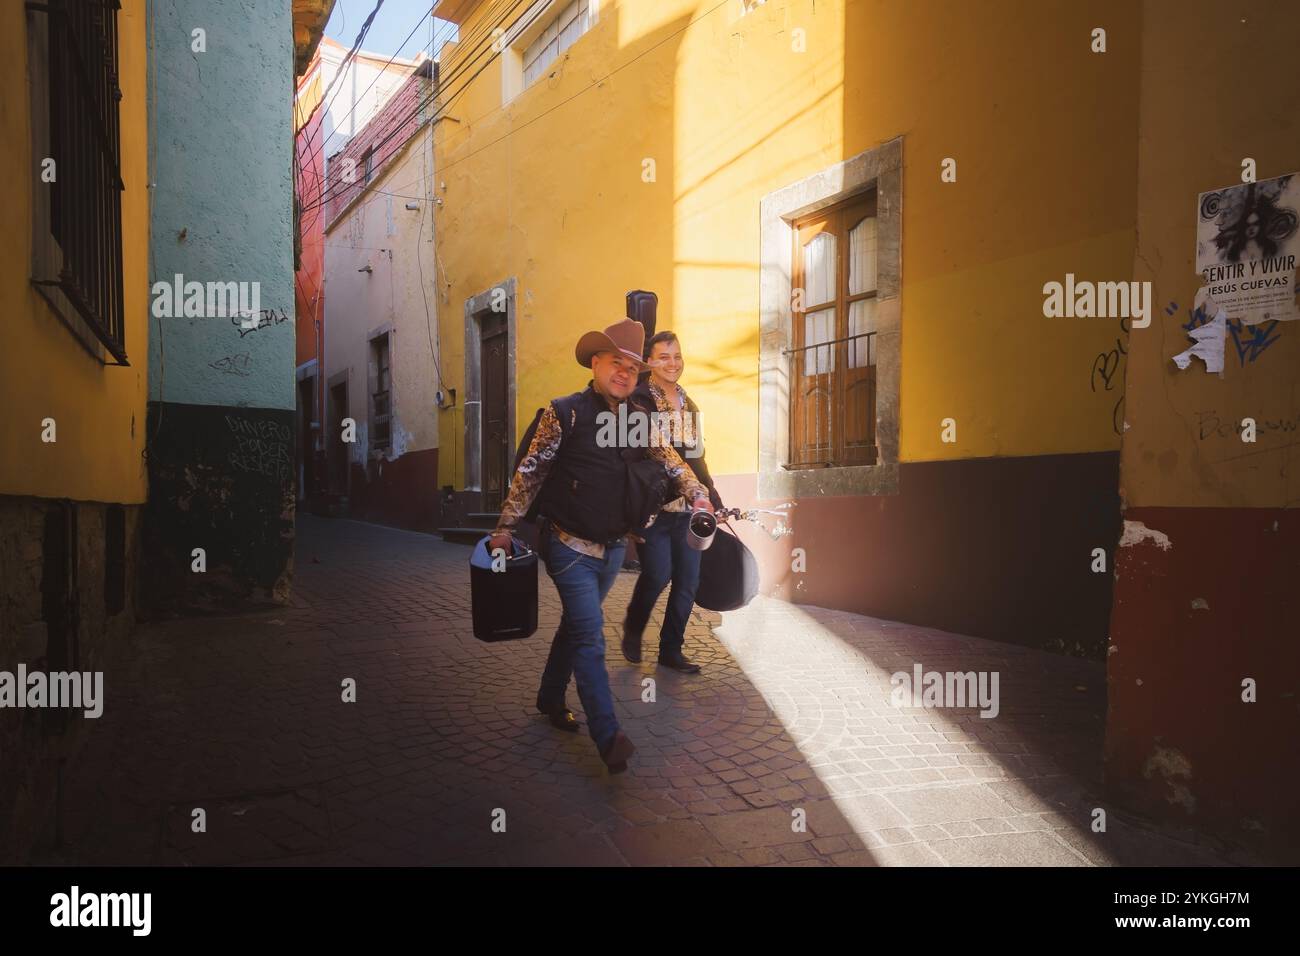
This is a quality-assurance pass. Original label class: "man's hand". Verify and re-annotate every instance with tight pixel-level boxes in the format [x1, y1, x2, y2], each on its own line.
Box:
[690, 497, 714, 515]
[489, 533, 513, 555]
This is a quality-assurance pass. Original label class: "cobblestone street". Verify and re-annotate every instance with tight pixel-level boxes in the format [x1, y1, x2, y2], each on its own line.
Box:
[40, 516, 1263, 866]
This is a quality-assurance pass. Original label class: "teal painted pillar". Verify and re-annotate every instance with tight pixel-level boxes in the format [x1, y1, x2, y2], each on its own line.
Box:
[144, 0, 298, 611]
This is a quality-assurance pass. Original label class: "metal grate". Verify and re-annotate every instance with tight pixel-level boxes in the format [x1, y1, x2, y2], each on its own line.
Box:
[28, 0, 127, 365]
[783, 330, 876, 469]
[371, 335, 391, 449]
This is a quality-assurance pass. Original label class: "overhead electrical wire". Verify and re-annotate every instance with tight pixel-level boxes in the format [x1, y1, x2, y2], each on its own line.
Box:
[299, 0, 516, 181]
[296, 8, 443, 234]
[295, 2, 461, 264]
[294, 0, 391, 250]
[312, 0, 388, 142]
[298, 0, 522, 216]
[302, 0, 736, 233]
[434, 0, 735, 176]
[304, 0, 733, 215]
[300, 0, 535, 216]
[295, 6, 442, 180]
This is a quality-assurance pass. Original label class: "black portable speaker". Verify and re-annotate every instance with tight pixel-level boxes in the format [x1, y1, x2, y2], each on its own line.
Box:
[470, 536, 539, 641]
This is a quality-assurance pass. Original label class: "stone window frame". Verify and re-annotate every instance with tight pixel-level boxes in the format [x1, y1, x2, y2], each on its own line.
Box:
[500, 0, 600, 105]
[758, 137, 902, 499]
[366, 323, 394, 460]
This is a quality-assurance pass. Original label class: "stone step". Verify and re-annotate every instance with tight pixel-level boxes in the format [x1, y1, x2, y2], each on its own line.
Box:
[437, 526, 493, 546]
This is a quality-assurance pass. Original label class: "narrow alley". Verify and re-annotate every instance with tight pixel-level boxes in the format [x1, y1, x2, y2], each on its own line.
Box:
[3, 0, 1296, 916]
[38, 517, 1261, 867]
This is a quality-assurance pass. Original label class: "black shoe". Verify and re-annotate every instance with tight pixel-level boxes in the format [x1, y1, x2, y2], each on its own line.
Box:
[621, 619, 643, 663]
[657, 650, 701, 674]
[537, 702, 580, 733]
[549, 709, 580, 732]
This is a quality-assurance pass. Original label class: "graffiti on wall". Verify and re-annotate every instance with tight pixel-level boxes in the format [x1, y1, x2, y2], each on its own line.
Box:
[1226, 317, 1282, 365]
[231, 308, 291, 337]
[208, 353, 252, 376]
[1195, 409, 1300, 441]
[225, 413, 291, 480]
[1089, 313, 1129, 435]
[1182, 302, 1281, 368]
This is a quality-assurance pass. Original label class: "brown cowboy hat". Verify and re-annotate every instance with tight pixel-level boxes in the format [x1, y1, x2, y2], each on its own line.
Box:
[575, 318, 649, 369]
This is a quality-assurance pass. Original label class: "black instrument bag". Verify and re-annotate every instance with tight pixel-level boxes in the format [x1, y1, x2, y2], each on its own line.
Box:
[694, 521, 760, 612]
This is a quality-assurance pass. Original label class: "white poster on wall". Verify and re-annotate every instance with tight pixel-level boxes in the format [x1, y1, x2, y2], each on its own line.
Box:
[1196, 173, 1300, 325]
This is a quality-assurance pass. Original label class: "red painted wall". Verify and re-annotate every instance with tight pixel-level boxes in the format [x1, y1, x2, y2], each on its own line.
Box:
[295, 102, 326, 369]
[349, 448, 441, 531]
[1107, 507, 1299, 856]
[324, 63, 432, 230]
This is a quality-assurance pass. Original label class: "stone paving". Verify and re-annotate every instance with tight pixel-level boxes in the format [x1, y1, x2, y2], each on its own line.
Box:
[34, 515, 1264, 866]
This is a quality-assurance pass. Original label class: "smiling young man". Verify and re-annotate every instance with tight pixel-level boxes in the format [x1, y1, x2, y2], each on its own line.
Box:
[488, 318, 714, 773]
[622, 331, 724, 674]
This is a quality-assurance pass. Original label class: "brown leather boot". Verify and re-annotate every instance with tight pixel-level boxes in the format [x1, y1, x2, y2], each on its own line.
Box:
[600, 730, 636, 774]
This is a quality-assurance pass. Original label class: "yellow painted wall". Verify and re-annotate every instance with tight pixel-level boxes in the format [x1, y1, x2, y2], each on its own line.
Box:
[434, 0, 1141, 487]
[1121, 0, 1300, 509]
[1, 1, 149, 504]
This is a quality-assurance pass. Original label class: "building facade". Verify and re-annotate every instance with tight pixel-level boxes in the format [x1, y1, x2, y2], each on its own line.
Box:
[295, 38, 423, 507]
[320, 59, 443, 530]
[430, 0, 1297, 851]
[0, 0, 333, 864]
[1, 0, 151, 862]
[141, 0, 325, 613]
[431, 0, 1134, 647]
[1106, 0, 1299, 851]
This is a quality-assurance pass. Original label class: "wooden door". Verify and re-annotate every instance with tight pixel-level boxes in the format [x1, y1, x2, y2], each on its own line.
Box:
[297, 376, 315, 502]
[328, 381, 349, 495]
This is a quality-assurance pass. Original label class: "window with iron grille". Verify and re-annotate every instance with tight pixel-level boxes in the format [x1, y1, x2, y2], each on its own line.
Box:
[370, 333, 392, 451]
[27, 0, 127, 365]
[522, 0, 591, 88]
[787, 192, 878, 468]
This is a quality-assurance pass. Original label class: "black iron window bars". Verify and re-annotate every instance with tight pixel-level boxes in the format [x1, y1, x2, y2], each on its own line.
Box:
[28, 0, 127, 365]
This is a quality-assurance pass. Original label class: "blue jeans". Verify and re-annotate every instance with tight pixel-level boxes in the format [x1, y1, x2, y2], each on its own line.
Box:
[625, 511, 702, 658]
[537, 532, 626, 753]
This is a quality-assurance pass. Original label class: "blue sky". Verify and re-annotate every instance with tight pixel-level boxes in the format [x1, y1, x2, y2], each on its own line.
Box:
[323, 1, 459, 61]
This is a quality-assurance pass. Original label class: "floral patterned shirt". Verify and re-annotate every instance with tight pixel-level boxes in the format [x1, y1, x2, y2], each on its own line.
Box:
[647, 379, 699, 513]
[493, 388, 708, 558]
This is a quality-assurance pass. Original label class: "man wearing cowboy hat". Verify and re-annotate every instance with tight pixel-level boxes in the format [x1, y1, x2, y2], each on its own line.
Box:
[489, 318, 714, 774]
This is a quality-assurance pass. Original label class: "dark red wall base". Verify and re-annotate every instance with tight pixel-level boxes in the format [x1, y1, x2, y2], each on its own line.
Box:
[1106, 506, 1298, 857]
[349, 448, 440, 532]
[712, 451, 1120, 659]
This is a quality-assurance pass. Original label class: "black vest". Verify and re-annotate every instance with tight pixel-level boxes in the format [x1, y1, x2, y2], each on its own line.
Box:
[538, 387, 659, 544]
